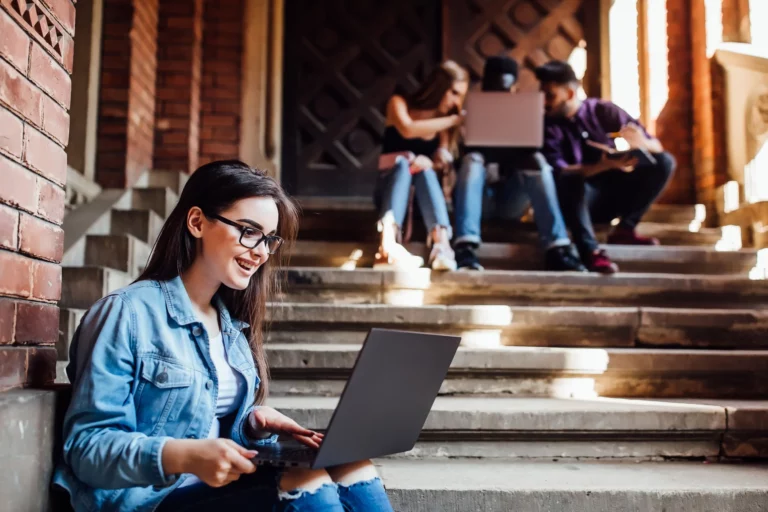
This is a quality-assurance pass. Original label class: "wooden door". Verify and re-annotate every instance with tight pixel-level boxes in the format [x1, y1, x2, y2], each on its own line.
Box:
[444, 0, 587, 91]
[282, 0, 441, 197]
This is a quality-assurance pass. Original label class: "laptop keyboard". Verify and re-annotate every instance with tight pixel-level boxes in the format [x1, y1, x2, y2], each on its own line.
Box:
[262, 443, 318, 462]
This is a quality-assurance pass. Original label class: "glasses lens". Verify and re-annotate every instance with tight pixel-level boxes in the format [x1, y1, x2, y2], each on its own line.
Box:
[240, 227, 263, 248]
[266, 237, 282, 254]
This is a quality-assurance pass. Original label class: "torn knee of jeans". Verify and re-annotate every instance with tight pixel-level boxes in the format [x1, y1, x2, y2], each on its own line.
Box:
[277, 482, 337, 502]
[337, 476, 383, 490]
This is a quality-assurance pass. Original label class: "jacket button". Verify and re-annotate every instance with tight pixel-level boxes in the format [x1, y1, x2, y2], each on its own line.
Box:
[192, 327, 202, 336]
[205, 380, 213, 390]
[186, 434, 196, 439]
[156, 371, 168, 384]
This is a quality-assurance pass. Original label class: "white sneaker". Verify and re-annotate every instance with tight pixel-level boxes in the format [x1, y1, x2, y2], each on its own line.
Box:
[429, 244, 457, 271]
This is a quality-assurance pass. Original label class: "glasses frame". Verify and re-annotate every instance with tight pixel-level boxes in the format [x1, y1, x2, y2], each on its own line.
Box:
[206, 213, 284, 254]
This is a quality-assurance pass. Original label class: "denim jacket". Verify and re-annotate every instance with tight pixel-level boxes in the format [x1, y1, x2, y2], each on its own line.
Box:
[52, 276, 276, 512]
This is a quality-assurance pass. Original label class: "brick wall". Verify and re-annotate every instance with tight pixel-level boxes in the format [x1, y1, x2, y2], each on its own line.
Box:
[656, 0, 696, 204]
[96, 0, 159, 188]
[154, 0, 203, 173]
[198, 0, 245, 166]
[0, 0, 75, 390]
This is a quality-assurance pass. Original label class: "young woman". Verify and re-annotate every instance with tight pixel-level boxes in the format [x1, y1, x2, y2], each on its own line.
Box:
[53, 161, 394, 511]
[374, 60, 469, 271]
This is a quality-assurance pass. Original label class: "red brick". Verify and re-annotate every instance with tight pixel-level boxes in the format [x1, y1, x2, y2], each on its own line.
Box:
[18, 213, 64, 262]
[15, 300, 58, 343]
[42, 95, 70, 146]
[37, 180, 64, 225]
[0, 107, 23, 158]
[0, 155, 38, 212]
[30, 260, 61, 302]
[202, 114, 236, 127]
[0, 251, 32, 298]
[38, 0, 76, 35]
[0, 9, 30, 73]
[0, 299, 15, 344]
[0, 204, 19, 251]
[23, 127, 67, 186]
[29, 43, 72, 109]
[0, 59, 43, 126]
[201, 141, 238, 156]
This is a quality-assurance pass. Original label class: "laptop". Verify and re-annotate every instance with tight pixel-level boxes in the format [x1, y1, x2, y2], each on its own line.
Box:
[463, 91, 545, 147]
[252, 329, 461, 469]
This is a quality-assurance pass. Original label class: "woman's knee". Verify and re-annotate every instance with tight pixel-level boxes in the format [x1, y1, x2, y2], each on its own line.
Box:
[279, 467, 333, 494]
[327, 460, 379, 487]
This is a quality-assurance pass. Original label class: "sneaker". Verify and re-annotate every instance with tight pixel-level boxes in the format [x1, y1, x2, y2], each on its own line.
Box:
[429, 243, 457, 272]
[606, 226, 660, 246]
[455, 244, 484, 271]
[373, 243, 424, 270]
[545, 245, 587, 272]
[584, 249, 619, 274]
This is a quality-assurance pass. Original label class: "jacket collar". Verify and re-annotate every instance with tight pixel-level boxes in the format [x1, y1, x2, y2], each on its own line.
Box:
[160, 276, 249, 333]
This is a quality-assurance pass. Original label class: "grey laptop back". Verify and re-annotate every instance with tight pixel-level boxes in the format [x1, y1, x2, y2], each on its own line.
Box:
[463, 91, 545, 147]
[312, 329, 461, 468]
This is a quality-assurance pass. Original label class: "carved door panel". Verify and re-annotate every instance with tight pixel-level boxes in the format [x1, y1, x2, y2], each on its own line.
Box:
[444, 0, 586, 92]
[282, 0, 440, 197]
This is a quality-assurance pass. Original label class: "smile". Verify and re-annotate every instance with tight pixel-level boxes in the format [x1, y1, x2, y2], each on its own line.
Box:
[235, 257, 257, 272]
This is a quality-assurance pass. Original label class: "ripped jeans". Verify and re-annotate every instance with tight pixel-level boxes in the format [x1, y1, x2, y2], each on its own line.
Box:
[155, 467, 394, 512]
[453, 152, 570, 250]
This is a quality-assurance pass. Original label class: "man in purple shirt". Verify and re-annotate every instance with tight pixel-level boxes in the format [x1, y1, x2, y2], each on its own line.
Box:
[536, 61, 675, 274]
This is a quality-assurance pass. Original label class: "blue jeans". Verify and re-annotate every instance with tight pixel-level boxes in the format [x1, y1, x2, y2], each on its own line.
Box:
[374, 156, 452, 237]
[453, 152, 571, 249]
[155, 468, 394, 512]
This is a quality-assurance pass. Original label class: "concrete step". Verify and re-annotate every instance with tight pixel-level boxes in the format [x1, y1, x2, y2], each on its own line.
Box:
[377, 459, 768, 511]
[138, 169, 188, 195]
[290, 241, 759, 275]
[266, 303, 768, 349]
[296, 197, 704, 227]
[281, 268, 768, 308]
[269, 395, 733, 459]
[299, 206, 721, 246]
[130, 187, 178, 219]
[57, 308, 84, 361]
[60, 266, 132, 309]
[84, 234, 150, 278]
[0, 390, 59, 512]
[266, 344, 768, 399]
[110, 208, 164, 246]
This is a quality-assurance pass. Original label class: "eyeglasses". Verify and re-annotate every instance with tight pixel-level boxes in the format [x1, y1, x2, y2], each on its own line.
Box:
[206, 213, 284, 254]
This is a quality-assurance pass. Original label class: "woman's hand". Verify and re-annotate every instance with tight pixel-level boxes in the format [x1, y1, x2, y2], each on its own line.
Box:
[249, 406, 324, 449]
[410, 155, 434, 174]
[162, 438, 257, 487]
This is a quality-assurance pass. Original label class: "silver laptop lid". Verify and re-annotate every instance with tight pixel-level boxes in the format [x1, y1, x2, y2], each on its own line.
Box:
[463, 91, 545, 147]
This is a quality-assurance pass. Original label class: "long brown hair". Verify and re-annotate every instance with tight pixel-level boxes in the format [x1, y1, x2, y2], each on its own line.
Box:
[137, 160, 298, 404]
[406, 60, 468, 155]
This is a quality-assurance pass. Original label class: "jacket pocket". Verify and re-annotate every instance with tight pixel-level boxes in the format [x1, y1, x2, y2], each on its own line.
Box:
[134, 356, 193, 436]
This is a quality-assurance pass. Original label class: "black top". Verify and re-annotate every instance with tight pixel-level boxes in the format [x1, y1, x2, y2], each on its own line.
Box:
[381, 126, 440, 157]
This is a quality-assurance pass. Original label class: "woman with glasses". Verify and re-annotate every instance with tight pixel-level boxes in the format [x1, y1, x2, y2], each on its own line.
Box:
[53, 160, 394, 512]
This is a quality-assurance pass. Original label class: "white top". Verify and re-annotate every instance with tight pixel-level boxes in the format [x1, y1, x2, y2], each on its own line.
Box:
[179, 330, 247, 487]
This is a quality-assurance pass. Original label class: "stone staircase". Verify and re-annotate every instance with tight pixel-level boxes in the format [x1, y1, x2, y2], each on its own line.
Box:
[48, 174, 768, 510]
